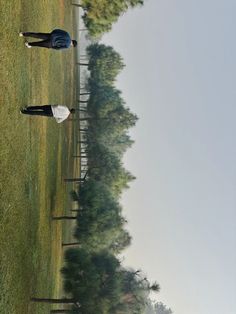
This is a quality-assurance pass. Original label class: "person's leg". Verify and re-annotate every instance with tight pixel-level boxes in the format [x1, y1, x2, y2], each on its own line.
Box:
[25, 105, 53, 116]
[42, 105, 53, 115]
[22, 32, 51, 40]
[27, 40, 52, 48]
[21, 110, 52, 117]
[27, 105, 49, 111]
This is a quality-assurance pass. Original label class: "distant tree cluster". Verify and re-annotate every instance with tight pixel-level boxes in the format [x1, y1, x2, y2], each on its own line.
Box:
[33, 43, 174, 313]
[78, 0, 144, 37]
[56, 43, 161, 313]
[61, 249, 160, 313]
[72, 44, 138, 253]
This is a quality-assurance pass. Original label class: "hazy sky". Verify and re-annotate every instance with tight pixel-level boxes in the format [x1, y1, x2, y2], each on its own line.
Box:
[102, 1, 236, 313]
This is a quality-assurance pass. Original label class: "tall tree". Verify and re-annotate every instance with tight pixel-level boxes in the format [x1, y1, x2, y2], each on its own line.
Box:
[74, 187, 128, 251]
[80, 0, 144, 37]
[86, 43, 125, 85]
[61, 249, 160, 314]
[61, 249, 122, 313]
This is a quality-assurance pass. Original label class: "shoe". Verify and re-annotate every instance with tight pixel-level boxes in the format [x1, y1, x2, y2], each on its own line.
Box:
[19, 32, 24, 37]
[25, 42, 31, 48]
[20, 107, 27, 113]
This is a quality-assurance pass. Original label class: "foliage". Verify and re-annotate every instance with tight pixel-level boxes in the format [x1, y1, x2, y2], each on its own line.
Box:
[61, 249, 122, 314]
[108, 228, 132, 254]
[61, 249, 160, 314]
[145, 301, 173, 314]
[87, 43, 125, 85]
[84, 145, 135, 195]
[80, 0, 144, 37]
[73, 179, 130, 252]
[154, 302, 173, 314]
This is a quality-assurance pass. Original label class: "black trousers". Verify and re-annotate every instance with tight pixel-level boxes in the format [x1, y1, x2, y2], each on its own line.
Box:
[22, 105, 53, 117]
[23, 32, 52, 48]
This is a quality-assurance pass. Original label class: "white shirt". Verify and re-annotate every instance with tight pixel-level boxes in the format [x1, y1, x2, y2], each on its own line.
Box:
[51, 105, 70, 123]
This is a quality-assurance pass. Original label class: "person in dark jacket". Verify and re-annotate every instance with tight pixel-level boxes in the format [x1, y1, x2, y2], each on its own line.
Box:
[19, 29, 77, 49]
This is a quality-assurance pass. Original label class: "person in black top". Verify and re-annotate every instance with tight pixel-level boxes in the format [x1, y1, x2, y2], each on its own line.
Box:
[19, 29, 77, 50]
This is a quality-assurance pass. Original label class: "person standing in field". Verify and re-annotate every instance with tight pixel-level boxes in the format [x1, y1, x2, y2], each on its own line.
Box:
[20, 105, 75, 123]
[19, 29, 77, 50]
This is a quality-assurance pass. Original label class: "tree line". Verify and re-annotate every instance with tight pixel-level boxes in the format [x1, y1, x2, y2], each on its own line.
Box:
[33, 43, 174, 313]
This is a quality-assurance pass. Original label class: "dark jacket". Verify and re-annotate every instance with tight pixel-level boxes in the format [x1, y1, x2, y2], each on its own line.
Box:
[51, 29, 71, 50]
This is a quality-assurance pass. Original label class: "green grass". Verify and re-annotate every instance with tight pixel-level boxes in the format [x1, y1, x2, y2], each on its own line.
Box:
[0, 1, 77, 313]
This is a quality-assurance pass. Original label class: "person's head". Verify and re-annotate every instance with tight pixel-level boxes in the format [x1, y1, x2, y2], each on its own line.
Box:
[71, 40, 78, 47]
[70, 108, 76, 114]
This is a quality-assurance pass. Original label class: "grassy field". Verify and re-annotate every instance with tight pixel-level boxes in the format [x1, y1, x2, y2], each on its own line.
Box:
[0, 1, 78, 313]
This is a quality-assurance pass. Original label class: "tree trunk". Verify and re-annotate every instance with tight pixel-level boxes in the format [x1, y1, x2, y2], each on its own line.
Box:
[79, 117, 109, 121]
[31, 298, 76, 304]
[50, 310, 72, 313]
[77, 62, 89, 66]
[72, 4, 82, 7]
[77, 140, 90, 144]
[78, 100, 88, 103]
[65, 170, 88, 183]
[73, 155, 87, 158]
[52, 216, 77, 220]
[62, 242, 80, 247]
[79, 118, 90, 121]
[64, 178, 85, 183]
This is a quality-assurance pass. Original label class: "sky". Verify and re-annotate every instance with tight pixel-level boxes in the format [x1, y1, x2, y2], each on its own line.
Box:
[102, 1, 236, 314]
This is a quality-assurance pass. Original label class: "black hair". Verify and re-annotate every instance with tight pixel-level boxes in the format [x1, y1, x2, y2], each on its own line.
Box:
[72, 40, 78, 47]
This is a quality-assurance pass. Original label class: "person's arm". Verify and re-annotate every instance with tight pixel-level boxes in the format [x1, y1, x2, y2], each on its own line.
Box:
[53, 45, 68, 50]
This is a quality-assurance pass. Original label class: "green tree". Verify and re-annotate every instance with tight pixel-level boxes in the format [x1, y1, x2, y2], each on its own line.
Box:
[61, 249, 122, 314]
[86, 147, 135, 195]
[77, 179, 116, 209]
[87, 84, 124, 116]
[86, 43, 125, 85]
[73, 206, 131, 252]
[61, 249, 160, 314]
[80, 0, 144, 37]
[108, 228, 132, 254]
[144, 300, 173, 314]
